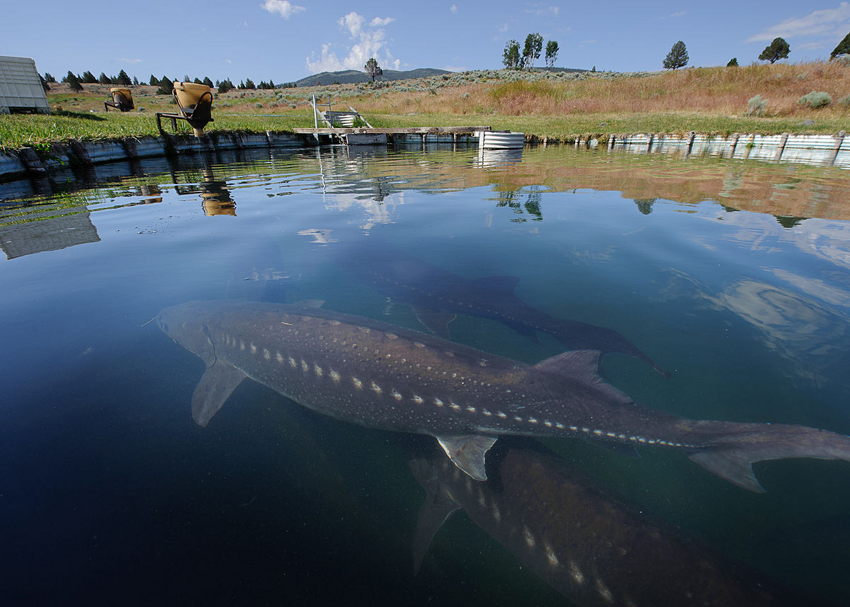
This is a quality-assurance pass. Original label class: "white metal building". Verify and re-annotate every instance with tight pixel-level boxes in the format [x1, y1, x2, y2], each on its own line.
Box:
[0, 56, 50, 114]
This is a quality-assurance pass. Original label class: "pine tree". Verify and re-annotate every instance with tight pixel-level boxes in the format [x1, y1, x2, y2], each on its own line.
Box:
[759, 37, 790, 64]
[663, 41, 689, 69]
[116, 69, 131, 86]
[66, 72, 83, 92]
[98, 72, 112, 84]
[203, 76, 214, 88]
[156, 77, 173, 95]
[831, 31, 850, 59]
[150, 74, 159, 86]
[727, 57, 739, 67]
[81, 70, 98, 83]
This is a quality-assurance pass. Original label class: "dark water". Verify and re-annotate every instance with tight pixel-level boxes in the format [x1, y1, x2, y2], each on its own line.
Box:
[2, 145, 850, 606]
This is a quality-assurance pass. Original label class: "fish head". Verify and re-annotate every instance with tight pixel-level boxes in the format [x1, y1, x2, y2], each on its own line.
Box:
[156, 301, 218, 366]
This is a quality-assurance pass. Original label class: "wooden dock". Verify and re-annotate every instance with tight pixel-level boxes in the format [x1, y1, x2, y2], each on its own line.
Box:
[293, 125, 491, 146]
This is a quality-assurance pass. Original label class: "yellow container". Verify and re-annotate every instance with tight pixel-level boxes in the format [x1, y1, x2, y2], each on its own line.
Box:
[109, 87, 134, 110]
[173, 81, 211, 109]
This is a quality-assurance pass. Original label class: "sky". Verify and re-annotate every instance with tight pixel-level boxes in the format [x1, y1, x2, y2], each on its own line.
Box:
[3, 1, 850, 84]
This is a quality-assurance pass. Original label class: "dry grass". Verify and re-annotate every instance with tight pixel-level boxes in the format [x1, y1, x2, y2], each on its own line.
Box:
[352, 62, 850, 118]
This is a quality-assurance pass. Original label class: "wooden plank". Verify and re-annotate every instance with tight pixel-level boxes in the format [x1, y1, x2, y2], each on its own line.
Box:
[292, 126, 491, 135]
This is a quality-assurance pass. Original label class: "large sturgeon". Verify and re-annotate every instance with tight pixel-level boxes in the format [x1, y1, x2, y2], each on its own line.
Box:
[335, 245, 670, 377]
[157, 300, 850, 491]
[410, 438, 819, 606]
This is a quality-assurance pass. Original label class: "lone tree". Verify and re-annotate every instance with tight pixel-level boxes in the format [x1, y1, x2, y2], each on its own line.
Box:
[365, 57, 383, 82]
[502, 39, 522, 69]
[523, 33, 543, 69]
[545, 40, 559, 68]
[831, 31, 850, 59]
[727, 57, 739, 67]
[759, 37, 790, 64]
[663, 41, 689, 69]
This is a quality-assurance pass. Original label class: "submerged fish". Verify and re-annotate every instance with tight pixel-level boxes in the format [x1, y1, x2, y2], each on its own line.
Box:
[410, 438, 820, 607]
[336, 245, 670, 377]
[157, 299, 850, 491]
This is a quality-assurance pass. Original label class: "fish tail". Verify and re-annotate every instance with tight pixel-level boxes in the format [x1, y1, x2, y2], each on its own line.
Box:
[688, 422, 850, 492]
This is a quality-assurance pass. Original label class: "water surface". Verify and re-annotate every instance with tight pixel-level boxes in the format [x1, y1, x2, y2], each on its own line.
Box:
[2, 145, 849, 605]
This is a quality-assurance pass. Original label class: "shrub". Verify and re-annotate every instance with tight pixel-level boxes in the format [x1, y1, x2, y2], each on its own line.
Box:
[745, 94, 767, 116]
[798, 91, 832, 108]
[838, 94, 850, 108]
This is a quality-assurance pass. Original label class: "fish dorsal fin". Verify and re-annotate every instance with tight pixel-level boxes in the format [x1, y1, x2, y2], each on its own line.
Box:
[408, 458, 461, 575]
[473, 275, 521, 294]
[413, 308, 458, 340]
[191, 361, 247, 427]
[435, 434, 498, 481]
[533, 350, 633, 406]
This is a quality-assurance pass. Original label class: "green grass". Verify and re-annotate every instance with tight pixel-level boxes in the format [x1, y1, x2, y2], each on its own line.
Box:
[2, 107, 846, 153]
[0, 112, 311, 151]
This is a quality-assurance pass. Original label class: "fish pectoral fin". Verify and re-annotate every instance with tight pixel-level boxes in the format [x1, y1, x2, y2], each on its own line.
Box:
[413, 308, 457, 340]
[435, 434, 498, 481]
[191, 361, 247, 427]
[409, 458, 461, 576]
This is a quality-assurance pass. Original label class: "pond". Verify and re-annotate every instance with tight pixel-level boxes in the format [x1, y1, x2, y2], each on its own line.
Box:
[2, 145, 849, 606]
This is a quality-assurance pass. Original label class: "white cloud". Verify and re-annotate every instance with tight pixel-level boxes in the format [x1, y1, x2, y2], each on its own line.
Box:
[261, 0, 305, 19]
[524, 5, 559, 16]
[340, 12, 365, 37]
[747, 2, 850, 42]
[450, 4, 458, 14]
[498, 23, 509, 32]
[117, 58, 142, 64]
[307, 13, 401, 74]
[670, 11, 686, 17]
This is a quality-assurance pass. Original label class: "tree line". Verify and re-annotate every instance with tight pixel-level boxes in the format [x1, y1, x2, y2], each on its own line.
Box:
[49, 71, 298, 93]
[663, 31, 850, 71]
[502, 33, 559, 70]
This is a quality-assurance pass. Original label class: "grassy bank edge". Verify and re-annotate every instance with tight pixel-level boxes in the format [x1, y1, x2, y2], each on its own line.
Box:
[2, 111, 846, 153]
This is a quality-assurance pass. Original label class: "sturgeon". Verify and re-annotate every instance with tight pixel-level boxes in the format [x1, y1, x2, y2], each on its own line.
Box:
[335, 245, 670, 377]
[410, 438, 817, 606]
[156, 299, 850, 491]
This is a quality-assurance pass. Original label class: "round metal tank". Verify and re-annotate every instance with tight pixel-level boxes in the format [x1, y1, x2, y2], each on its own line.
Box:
[480, 131, 525, 149]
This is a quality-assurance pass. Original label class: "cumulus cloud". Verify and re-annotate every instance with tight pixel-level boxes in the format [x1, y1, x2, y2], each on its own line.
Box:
[261, 0, 305, 19]
[307, 12, 400, 73]
[747, 2, 850, 42]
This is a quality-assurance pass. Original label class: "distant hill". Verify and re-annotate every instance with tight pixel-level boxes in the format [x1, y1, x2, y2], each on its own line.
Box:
[294, 68, 451, 87]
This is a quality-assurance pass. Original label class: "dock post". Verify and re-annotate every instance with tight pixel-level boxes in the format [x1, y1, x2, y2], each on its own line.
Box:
[831, 130, 845, 166]
[729, 133, 740, 158]
[775, 133, 789, 162]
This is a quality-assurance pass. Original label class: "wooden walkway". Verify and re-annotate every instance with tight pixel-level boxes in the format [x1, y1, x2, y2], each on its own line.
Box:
[292, 126, 491, 136]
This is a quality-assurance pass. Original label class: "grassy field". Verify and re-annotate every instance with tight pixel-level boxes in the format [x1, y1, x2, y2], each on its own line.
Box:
[2, 62, 849, 151]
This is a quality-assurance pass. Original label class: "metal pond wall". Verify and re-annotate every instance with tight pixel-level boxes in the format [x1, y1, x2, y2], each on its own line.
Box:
[604, 132, 850, 168]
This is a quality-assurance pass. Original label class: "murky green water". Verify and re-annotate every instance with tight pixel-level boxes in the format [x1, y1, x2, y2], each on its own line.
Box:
[1, 145, 849, 606]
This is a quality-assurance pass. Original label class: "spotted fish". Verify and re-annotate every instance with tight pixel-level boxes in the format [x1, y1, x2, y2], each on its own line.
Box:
[156, 299, 850, 491]
[410, 438, 819, 607]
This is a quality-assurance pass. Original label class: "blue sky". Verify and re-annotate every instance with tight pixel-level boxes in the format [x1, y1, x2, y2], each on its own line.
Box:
[3, 1, 850, 83]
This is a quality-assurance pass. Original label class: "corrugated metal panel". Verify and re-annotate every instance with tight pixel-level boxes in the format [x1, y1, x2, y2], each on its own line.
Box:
[0, 56, 50, 114]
